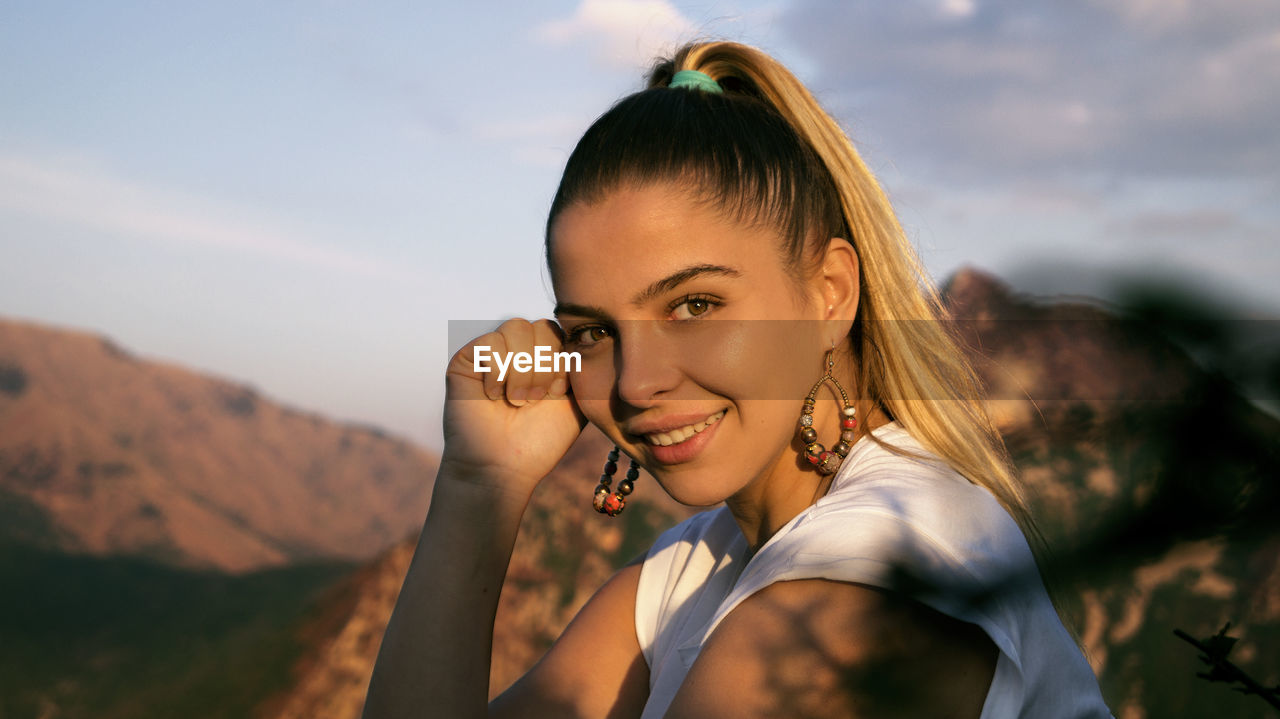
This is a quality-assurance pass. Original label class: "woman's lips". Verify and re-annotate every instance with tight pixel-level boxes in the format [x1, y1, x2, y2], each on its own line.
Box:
[642, 410, 726, 446]
[634, 410, 726, 465]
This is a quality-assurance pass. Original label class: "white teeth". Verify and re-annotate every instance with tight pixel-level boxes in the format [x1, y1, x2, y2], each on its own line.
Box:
[645, 411, 725, 446]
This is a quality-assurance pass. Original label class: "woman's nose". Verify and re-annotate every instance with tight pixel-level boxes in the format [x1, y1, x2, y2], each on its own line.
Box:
[614, 323, 681, 407]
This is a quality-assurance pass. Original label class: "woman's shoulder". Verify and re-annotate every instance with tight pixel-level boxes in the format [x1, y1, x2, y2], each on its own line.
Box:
[753, 423, 1037, 600]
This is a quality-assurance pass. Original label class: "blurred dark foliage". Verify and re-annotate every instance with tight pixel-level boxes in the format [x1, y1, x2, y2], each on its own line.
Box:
[1175, 624, 1280, 710]
[0, 362, 27, 397]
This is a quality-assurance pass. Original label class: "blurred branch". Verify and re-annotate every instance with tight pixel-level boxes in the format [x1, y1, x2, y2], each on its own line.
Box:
[1173, 623, 1280, 711]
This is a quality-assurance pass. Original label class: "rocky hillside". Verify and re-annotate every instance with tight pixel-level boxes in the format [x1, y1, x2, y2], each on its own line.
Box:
[0, 317, 438, 571]
[259, 269, 1280, 718]
[256, 427, 695, 719]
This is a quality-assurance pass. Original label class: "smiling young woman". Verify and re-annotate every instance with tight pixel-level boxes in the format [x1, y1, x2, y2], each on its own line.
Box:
[363, 41, 1113, 719]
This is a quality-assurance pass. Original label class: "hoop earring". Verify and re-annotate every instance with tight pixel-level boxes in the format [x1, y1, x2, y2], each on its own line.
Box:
[798, 349, 857, 476]
[593, 446, 638, 516]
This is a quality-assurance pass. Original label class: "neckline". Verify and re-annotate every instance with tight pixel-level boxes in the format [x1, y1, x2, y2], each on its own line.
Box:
[731, 420, 906, 566]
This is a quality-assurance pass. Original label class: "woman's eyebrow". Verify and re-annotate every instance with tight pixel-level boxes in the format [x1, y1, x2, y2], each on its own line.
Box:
[553, 264, 742, 319]
[630, 264, 741, 306]
[552, 301, 609, 320]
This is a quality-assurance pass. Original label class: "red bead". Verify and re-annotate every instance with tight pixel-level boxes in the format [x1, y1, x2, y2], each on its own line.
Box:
[602, 493, 625, 516]
[604, 460, 618, 475]
[841, 417, 857, 429]
[818, 451, 833, 464]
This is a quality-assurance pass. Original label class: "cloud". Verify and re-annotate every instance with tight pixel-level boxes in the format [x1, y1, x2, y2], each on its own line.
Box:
[535, 0, 698, 68]
[780, 0, 1280, 180]
[1113, 209, 1245, 240]
[0, 153, 404, 278]
[939, 0, 977, 20]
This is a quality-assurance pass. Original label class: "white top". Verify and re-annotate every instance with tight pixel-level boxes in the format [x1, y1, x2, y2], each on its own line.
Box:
[634, 423, 1112, 718]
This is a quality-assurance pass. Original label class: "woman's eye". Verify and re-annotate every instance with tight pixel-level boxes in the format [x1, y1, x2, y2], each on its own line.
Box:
[568, 325, 612, 347]
[670, 297, 715, 320]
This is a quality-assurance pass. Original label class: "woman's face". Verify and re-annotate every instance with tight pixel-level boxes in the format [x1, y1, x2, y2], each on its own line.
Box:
[549, 182, 839, 506]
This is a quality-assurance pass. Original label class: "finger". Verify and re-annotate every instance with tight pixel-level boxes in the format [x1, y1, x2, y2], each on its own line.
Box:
[496, 318, 536, 407]
[446, 331, 501, 399]
[477, 331, 508, 401]
[527, 319, 566, 402]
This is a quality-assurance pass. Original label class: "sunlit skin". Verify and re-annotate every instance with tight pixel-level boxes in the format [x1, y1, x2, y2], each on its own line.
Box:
[549, 181, 876, 550]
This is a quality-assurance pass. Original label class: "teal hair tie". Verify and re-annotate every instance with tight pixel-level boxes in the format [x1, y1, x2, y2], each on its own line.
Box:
[669, 69, 723, 94]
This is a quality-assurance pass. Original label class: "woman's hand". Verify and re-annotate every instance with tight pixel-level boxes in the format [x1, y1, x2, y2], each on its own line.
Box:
[441, 318, 587, 496]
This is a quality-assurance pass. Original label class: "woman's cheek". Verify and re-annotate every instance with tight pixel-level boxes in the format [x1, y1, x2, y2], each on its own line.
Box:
[680, 320, 809, 401]
[668, 321, 747, 387]
[569, 356, 615, 422]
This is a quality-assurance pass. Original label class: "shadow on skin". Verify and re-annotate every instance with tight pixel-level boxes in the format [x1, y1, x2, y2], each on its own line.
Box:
[688, 581, 996, 719]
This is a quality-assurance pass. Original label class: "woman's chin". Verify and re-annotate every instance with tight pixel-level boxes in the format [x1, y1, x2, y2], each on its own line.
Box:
[648, 469, 740, 508]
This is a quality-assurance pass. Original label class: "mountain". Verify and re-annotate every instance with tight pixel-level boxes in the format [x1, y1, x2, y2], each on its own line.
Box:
[0, 316, 441, 718]
[0, 317, 438, 572]
[260, 269, 1280, 718]
[256, 427, 696, 719]
[0, 544, 354, 719]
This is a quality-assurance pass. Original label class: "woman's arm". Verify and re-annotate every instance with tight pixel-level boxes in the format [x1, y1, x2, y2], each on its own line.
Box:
[364, 472, 649, 719]
[490, 560, 649, 719]
[362, 319, 648, 718]
[362, 464, 534, 718]
[665, 579, 996, 719]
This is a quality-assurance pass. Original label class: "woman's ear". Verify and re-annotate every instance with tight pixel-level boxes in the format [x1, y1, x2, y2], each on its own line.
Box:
[819, 238, 859, 341]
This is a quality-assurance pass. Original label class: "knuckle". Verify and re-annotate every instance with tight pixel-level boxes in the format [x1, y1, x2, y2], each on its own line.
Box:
[534, 319, 564, 346]
[497, 317, 532, 334]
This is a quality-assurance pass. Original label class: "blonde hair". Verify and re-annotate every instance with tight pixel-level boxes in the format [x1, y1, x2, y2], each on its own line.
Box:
[667, 42, 1034, 531]
[549, 40, 1036, 541]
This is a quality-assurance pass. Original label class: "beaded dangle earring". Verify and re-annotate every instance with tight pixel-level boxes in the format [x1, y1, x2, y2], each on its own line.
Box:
[798, 349, 858, 476]
[593, 446, 639, 516]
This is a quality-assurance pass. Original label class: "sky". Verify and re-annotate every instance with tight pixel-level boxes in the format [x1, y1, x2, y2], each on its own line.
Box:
[2, 0, 1277, 449]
